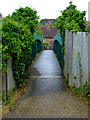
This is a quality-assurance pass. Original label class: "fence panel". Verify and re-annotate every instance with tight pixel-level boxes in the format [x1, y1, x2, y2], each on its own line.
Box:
[2, 57, 15, 92]
[64, 30, 89, 87]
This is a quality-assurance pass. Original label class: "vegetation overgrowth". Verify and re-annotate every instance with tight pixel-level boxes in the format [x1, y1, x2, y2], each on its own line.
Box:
[64, 75, 90, 102]
[2, 7, 40, 87]
[55, 1, 89, 101]
[55, 1, 88, 69]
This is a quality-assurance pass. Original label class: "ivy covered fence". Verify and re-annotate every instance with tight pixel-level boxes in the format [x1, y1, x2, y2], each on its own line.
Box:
[2, 7, 42, 88]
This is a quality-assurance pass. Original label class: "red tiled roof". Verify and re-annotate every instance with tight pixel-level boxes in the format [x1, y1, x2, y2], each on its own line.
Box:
[40, 25, 58, 38]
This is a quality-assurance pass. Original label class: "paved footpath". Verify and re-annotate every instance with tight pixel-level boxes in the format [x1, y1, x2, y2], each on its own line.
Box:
[3, 50, 88, 118]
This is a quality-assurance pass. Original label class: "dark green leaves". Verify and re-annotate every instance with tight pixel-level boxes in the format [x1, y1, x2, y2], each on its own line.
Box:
[11, 7, 39, 35]
[2, 7, 39, 87]
[55, 1, 87, 69]
[55, 2, 87, 32]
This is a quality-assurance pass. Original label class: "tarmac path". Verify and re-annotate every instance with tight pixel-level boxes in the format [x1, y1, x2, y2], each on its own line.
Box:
[3, 50, 88, 118]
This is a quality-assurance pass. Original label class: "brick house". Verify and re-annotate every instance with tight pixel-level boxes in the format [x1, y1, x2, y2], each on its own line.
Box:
[40, 24, 58, 46]
[40, 19, 55, 25]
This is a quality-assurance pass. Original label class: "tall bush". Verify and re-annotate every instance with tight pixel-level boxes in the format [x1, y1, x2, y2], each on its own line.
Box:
[2, 7, 39, 87]
[55, 1, 87, 69]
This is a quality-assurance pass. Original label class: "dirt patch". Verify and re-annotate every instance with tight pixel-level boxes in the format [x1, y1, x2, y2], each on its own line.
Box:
[63, 78, 89, 104]
[2, 84, 28, 117]
[4, 91, 88, 118]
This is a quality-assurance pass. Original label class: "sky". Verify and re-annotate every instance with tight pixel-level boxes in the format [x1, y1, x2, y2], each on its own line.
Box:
[0, 0, 90, 20]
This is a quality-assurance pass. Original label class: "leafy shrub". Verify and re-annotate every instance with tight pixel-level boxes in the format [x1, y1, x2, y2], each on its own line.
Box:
[2, 7, 39, 87]
[43, 43, 49, 45]
[72, 81, 90, 100]
[11, 7, 39, 35]
[55, 1, 87, 70]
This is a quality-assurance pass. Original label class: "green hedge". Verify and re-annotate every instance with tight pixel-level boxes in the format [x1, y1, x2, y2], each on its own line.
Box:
[2, 7, 39, 87]
[55, 1, 87, 70]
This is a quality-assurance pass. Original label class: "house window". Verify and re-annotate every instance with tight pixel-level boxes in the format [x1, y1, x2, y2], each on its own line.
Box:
[44, 38, 46, 42]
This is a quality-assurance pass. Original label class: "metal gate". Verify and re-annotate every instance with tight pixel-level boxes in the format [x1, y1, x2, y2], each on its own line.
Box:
[53, 33, 62, 61]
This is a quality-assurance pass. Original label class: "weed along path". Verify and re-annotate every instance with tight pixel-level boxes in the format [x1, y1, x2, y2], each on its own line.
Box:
[3, 50, 88, 118]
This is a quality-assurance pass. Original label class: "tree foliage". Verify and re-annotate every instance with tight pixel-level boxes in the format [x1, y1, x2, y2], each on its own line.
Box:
[55, 1, 87, 32]
[11, 7, 39, 34]
[55, 1, 87, 69]
[2, 7, 39, 87]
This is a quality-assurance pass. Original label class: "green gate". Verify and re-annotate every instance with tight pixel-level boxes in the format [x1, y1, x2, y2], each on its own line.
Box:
[53, 33, 62, 61]
[31, 41, 36, 60]
[31, 34, 42, 60]
[34, 34, 42, 53]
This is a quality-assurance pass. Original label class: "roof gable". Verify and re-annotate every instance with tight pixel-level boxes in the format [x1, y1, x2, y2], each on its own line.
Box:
[40, 25, 58, 38]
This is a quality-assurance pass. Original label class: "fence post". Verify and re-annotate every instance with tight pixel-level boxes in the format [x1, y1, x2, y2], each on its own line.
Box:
[2, 57, 15, 99]
[88, 32, 90, 85]
[88, 2, 90, 85]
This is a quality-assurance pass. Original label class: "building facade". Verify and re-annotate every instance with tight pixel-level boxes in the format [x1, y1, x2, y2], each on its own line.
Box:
[40, 24, 58, 46]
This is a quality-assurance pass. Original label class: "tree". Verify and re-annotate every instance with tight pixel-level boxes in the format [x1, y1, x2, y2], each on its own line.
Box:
[55, 1, 87, 69]
[11, 7, 39, 35]
[2, 7, 40, 87]
[55, 1, 87, 33]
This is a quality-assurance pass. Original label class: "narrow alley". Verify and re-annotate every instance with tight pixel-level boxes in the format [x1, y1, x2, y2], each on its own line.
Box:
[3, 50, 88, 118]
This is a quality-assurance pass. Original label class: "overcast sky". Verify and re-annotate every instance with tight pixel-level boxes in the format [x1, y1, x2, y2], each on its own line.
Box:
[0, 0, 89, 20]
